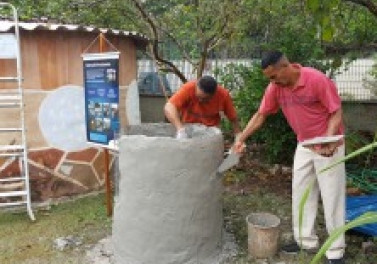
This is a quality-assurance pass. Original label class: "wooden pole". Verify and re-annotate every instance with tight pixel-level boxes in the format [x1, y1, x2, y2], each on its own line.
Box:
[99, 33, 113, 217]
[104, 148, 112, 216]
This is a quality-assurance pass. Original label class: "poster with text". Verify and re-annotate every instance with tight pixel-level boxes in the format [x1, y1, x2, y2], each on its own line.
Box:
[83, 52, 120, 145]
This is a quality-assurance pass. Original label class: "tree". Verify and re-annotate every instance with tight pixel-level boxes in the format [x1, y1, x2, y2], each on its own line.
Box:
[306, 0, 377, 46]
[345, 0, 377, 16]
[128, 0, 244, 82]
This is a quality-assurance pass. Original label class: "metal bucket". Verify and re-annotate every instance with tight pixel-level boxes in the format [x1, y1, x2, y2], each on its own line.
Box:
[246, 212, 281, 258]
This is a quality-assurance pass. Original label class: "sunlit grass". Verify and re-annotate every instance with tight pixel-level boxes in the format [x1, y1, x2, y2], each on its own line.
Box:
[0, 193, 111, 264]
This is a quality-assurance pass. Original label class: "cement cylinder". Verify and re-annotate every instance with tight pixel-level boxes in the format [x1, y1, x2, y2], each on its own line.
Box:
[113, 123, 224, 264]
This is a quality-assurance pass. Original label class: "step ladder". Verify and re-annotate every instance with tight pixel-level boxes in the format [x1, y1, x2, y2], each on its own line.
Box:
[0, 2, 35, 221]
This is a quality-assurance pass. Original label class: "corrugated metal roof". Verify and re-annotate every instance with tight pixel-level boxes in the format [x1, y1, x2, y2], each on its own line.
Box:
[0, 21, 149, 46]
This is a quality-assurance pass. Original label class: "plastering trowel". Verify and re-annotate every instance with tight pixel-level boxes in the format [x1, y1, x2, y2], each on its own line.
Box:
[217, 151, 241, 173]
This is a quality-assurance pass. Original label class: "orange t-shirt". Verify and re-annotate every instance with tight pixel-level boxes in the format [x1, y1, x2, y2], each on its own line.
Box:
[168, 80, 237, 126]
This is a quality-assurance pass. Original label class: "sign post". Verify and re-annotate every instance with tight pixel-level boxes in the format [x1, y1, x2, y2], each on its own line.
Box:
[82, 33, 120, 216]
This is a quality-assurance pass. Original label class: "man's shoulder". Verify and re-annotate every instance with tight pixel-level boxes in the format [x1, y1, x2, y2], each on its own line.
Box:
[175, 80, 196, 95]
[216, 85, 230, 96]
[301, 66, 327, 80]
[184, 80, 197, 88]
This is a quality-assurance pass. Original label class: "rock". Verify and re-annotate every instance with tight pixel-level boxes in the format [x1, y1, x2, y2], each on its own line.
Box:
[281, 166, 292, 174]
[281, 232, 293, 243]
[53, 236, 82, 251]
[362, 241, 377, 254]
[255, 259, 268, 264]
[346, 187, 362, 196]
[269, 164, 282, 175]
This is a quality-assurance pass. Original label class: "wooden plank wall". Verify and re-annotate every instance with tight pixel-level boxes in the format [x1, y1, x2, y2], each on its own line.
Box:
[0, 29, 138, 90]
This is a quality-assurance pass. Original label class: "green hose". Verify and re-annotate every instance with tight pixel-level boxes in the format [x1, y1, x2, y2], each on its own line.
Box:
[347, 166, 377, 194]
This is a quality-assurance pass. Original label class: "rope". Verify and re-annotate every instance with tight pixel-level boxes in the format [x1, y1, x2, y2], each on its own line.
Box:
[82, 33, 120, 54]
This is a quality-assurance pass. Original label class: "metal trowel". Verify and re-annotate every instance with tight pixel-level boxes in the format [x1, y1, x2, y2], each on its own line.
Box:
[217, 151, 241, 173]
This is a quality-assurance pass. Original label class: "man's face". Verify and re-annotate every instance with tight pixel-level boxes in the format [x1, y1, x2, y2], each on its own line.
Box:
[263, 62, 290, 87]
[195, 86, 213, 103]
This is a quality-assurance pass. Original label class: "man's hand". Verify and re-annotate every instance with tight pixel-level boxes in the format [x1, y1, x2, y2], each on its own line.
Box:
[317, 142, 339, 157]
[309, 141, 340, 157]
[176, 127, 188, 139]
[232, 140, 246, 154]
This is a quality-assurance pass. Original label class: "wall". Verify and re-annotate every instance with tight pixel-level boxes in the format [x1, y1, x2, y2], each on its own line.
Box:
[0, 29, 139, 201]
[342, 101, 377, 133]
[139, 95, 167, 123]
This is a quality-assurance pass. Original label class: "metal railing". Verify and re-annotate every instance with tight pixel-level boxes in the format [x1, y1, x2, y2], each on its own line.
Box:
[137, 57, 377, 101]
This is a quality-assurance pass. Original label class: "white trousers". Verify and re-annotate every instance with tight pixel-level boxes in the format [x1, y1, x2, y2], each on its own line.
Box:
[292, 144, 346, 259]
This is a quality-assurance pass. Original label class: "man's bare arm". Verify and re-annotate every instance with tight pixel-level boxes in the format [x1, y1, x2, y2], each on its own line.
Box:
[164, 102, 184, 130]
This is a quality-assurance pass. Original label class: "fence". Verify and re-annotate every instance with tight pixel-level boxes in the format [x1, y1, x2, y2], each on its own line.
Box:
[137, 58, 377, 101]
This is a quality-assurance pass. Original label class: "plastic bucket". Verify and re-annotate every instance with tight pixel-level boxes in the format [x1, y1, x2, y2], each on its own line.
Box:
[246, 212, 281, 258]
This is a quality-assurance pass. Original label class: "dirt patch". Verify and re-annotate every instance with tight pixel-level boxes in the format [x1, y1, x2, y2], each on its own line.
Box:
[223, 144, 292, 197]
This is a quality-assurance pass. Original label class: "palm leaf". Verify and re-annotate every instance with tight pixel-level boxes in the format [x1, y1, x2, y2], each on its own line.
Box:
[319, 141, 377, 174]
[298, 179, 315, 247]
[310, 212, 377, 264]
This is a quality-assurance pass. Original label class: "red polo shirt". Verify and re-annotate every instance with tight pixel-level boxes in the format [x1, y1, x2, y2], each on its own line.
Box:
[169, 80, 237, 127]
[258, 64, 344, 142]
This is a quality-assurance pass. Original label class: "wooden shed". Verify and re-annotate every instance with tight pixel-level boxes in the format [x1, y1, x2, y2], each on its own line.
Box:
[0, 21, 147, 201]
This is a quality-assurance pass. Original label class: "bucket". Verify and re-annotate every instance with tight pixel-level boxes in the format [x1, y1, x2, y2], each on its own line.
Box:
[246, 212, 281, 258]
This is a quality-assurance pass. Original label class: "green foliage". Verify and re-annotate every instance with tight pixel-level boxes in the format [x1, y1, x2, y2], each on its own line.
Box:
[217, 63, 296, 164]
[319, 141, 377, 174]
[305, 0, 341, 42]
[4, 0, 139, 30]
[305, 0, 377, 46]
[363, 55, 377, 98]
[262, 17, 333, 73]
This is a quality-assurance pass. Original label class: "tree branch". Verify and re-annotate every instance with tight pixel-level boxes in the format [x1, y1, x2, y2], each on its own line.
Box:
[324, 42, 377, 54]
[197, 40, 210, 78]
[344, 0, 377, 16]
[157, 27, 195, 65]
[129, 0, 187, 83]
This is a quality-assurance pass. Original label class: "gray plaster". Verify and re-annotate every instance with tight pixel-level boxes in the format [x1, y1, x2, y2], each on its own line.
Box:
[113, 123, 225, 264]
[125, 80, 141, 125]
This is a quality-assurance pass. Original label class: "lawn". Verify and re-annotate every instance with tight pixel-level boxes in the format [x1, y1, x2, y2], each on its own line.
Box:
[0, 193, 111, 264]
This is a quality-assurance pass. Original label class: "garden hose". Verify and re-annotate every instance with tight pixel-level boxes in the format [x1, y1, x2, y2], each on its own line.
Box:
[347, 166, 377, 194]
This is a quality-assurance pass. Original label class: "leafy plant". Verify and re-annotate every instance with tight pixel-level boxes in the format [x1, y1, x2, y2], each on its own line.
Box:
[310, 212, 377, 264]
[363, 54, 377, 99]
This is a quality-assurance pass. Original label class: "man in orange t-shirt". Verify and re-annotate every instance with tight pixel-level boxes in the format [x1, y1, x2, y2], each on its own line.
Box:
[164, 75, 240, 139]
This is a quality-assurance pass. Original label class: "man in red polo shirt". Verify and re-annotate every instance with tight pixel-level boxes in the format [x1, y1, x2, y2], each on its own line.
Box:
[234, 51, 345, 264]
[164, 75, 240, 139]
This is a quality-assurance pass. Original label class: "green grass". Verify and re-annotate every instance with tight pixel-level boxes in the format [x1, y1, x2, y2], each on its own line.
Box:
[0, 193, 111, 264]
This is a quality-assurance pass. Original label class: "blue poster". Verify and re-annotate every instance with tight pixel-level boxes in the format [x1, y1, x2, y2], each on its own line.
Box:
[83, 52, 120, 145]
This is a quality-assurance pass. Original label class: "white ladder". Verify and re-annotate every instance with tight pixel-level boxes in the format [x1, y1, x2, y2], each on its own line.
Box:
[0, 2, 35, 221]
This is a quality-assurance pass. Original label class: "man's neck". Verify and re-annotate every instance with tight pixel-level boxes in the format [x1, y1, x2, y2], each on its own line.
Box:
[287, 66, 301, 88]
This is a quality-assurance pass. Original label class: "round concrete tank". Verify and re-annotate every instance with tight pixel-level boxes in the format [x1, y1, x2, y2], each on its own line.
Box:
[113, 123, 224, 264]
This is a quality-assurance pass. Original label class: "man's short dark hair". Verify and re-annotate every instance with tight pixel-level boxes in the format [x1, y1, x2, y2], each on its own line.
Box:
[198, 76, 217, 94]
[261, 50, 284, 69]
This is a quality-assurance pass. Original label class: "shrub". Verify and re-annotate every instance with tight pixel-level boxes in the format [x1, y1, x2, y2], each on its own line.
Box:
[217, 63, 296, 164]
[363, 55, 377, 99]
